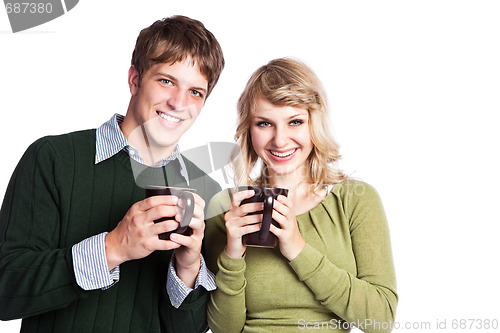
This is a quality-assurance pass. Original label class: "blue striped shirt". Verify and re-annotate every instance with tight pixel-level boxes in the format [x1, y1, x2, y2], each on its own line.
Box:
[94, 113, 189, 181]
[72, 114, 216, 308]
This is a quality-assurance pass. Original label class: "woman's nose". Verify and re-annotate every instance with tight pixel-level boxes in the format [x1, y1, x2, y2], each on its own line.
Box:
[272, 126, 288, 148]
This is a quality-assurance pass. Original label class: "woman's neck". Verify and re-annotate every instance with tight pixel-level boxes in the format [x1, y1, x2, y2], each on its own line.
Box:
[266, 165, 327, 215]
[267, 165, 307, 190]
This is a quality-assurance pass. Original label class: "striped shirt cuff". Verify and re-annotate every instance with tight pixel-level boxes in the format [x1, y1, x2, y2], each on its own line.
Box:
[166, 253, 216, 308]
[72, 232, 120, 291]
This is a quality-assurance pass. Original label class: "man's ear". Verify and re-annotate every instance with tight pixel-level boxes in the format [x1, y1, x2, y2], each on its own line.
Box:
[128, 65, 140, 95]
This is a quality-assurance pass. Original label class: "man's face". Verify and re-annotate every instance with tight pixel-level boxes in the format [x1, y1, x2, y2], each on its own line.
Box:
[123, 58, 208, 161]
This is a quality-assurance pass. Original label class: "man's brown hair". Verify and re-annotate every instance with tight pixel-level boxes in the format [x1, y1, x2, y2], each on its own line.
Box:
[132, 15, 224, 97]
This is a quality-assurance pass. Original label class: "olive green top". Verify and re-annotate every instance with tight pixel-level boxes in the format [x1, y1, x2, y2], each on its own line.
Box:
[204, 180, 398, 333]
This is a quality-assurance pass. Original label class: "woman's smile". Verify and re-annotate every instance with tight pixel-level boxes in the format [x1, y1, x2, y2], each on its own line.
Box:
[268, 148, 298, 161]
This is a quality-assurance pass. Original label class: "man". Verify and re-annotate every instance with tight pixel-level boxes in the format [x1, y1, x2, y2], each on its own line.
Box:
[0, 15, 224, 332]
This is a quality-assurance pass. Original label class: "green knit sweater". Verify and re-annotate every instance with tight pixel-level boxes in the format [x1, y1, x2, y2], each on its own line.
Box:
[204, 181, 398, 333]
[0, 129, 221, 333]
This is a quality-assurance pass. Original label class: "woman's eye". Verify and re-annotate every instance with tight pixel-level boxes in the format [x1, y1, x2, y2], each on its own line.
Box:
[257, 121, 271, 127]
[290, 119, 304, 126]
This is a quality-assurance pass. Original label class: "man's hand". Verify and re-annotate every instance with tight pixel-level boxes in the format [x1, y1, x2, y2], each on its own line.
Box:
[169, 193, 206, 288]
[104, 195, 182, 270]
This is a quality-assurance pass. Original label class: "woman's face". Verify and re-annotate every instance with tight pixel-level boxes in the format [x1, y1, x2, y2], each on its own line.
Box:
[250, 96, 314, 178]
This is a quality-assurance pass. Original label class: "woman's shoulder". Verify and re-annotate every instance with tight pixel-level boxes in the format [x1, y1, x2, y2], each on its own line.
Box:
[331, 179, 378, 196]
[327, 179, 385, 223]
[329, 179, 382, 206]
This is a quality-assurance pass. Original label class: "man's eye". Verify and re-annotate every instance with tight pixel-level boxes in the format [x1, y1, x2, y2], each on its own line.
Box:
[190, 90, 202, 98]
[257, 121, 271, 127]
[160, 79, 172, 85]
[290, 119, 304, 126]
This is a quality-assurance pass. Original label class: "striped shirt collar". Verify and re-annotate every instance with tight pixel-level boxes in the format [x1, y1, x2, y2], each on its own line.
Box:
[95, 114, 189, 184]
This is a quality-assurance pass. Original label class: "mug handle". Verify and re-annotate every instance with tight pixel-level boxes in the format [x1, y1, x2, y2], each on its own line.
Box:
[176, 191, 195, 234]
[260, 193, 274, 242]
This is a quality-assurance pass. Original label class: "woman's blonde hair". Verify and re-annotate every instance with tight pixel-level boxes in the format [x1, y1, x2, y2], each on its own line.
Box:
[233, 57, 346, 193]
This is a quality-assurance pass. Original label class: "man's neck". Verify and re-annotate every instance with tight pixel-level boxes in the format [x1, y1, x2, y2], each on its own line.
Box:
[120, 118, 177, 166]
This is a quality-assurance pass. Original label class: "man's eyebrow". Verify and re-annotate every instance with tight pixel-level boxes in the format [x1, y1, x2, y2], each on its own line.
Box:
[155, 71, 175, 78]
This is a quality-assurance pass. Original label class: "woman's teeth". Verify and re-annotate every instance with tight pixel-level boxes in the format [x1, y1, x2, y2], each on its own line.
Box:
[270, 149, 296, 157]
[158, 112, 181, 124]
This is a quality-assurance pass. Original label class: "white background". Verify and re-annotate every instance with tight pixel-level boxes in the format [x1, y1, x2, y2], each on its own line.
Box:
[1, 1, 499, 332]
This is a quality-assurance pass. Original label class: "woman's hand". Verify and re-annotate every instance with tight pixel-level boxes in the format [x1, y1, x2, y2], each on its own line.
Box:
[270, 195, 306, 261]
[224, 190, 263, 258]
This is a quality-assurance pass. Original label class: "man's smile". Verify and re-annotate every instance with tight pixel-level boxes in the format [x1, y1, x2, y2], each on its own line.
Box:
[157, 111, 183, 124]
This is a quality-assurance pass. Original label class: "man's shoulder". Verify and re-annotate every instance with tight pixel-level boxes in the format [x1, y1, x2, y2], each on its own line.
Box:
[25, 128, 93, 148]
[21, 129, 96, 165]
[42, 129, 96, 146]
[25, 129, 94, 150]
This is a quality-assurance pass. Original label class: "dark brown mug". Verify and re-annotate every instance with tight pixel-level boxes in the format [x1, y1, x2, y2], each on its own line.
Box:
[145, 186, 196, 240]
[238, 186, 289, 248]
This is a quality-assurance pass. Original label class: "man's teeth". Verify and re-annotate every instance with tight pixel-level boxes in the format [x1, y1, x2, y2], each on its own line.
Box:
[270, 149, 296, 157]
[158, 112, 181, 124]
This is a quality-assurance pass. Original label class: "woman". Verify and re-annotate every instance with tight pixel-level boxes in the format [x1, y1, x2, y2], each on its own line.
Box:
[205, 58, 397, 333]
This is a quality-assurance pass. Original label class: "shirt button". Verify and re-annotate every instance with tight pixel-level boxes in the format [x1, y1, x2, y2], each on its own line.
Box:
[129, 150, 135, 156]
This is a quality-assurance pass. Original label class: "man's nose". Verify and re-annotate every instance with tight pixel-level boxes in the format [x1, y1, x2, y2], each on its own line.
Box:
[167, 89, 188, 111]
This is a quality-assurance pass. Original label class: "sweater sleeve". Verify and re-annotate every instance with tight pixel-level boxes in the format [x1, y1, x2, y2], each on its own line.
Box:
[0, 138, 87, 320]
[208, 251, 247, 333]
[204, 190, 248, 333]
[289, 181, 398, 333]
[160, 284, 211, 333]
[160, 169, 223, 332]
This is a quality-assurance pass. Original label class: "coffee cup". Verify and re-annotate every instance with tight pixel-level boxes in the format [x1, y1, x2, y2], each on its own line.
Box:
[145, 185, 196, 240]
[238, 186, 289, 248]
